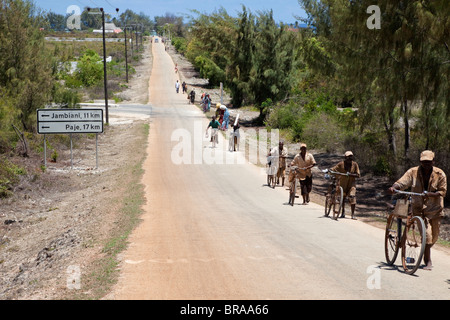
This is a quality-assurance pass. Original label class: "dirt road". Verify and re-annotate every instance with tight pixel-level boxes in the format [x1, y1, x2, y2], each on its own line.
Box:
[111, 38, 450, 300]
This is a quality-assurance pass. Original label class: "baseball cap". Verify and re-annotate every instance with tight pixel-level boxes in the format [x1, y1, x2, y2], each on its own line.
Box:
[344, 151, 353, 157]
[300, 143, 307, 149]
[420, 150, 434, 161]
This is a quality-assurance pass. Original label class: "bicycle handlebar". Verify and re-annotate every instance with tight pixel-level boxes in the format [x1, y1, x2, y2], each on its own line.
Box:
[392, 189, 426, 197]
[290, 165, 308, 171]
[322, 168, 358, 177]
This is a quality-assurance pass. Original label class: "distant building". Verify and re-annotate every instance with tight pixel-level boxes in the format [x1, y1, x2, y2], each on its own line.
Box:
[93, 22, 122, 34]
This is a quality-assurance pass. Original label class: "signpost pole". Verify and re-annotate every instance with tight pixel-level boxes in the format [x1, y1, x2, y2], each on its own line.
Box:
[96, 133, 99, 169]
[70, 133, 73, 170]
[44, 134, 47, 169]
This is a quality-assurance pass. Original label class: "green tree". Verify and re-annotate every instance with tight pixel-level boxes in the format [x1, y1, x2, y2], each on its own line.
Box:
[251, 11, 298, 116]
[298, 0, 449, 168]
[0, 0, 53, 131]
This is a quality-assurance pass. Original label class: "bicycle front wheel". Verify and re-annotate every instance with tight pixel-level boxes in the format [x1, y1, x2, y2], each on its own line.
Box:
[401, 215, 426, 275]
[324, 193, 332, 217]
[384, 214, 401, 265]
[270, 175, 276, 188]
[332, 186, 343, 220]
[289, 180, 296, 206]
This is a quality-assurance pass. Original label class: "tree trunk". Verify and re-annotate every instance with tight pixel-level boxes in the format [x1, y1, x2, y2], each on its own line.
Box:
[383, 109, 397, 157]
[402, 98, 410, 166]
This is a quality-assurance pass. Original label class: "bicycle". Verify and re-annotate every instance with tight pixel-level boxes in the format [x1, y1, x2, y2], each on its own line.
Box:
[384, 189, 427, 275]
[266, 155, 278, 188]
[321, 169, 344, 220]
[288, 166, 307, 206]
[206, 128, 219, 148]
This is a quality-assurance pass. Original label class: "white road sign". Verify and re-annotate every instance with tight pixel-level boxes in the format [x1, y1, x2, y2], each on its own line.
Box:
[37, 109, 103, 134]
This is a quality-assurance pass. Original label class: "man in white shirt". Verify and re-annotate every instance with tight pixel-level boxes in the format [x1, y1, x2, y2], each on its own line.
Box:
[268, 141, 288, 186]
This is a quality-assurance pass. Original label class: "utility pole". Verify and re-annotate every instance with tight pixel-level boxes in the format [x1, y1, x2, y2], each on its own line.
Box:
[87, 7, 119, 125]
[124, 26, 129, 82]
[100, 8, 109, 124]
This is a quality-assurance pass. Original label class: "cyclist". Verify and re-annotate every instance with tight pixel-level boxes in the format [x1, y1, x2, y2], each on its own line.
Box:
[388, 150, 447, 271]
[330, 151, 360, 219]
[205, 116, 221, 143]
[289, 143, 316, 204]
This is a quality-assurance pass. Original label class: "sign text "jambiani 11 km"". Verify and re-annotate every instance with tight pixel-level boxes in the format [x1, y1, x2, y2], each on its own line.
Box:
[37, 109, 103, 134]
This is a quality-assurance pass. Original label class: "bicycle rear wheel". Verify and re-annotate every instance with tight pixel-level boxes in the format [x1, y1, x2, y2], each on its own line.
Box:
[384, 214, 401, 265]
[401, 215, 426, 275]
[332, 186, 343, 220]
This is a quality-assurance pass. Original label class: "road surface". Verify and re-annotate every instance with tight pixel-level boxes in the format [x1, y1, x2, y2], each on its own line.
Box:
[111, 38, 450, 300]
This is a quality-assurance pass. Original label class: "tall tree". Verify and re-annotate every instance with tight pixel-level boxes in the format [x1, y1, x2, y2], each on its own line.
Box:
[0, 0, 53, 131]
[298, 0, 449, 167]
[251, 11, 297, 111]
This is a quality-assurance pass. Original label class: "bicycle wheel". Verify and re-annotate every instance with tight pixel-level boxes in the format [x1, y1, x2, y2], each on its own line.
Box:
[212, 133, 217, 148]
[270, 175, 276, 188]
[384, 214, 401, 265]
[324, 193, 332, 217]
[289, 180, 296, 206]
[332, 186, 343, 220]
[401, 215, 426, 275]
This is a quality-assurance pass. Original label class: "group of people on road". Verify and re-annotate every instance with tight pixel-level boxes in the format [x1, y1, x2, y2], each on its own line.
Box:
[268, 141, 447, 270]
[204, 104, 240, 150]
[268, 142, 359, 215]
[175, 61, 447, 273]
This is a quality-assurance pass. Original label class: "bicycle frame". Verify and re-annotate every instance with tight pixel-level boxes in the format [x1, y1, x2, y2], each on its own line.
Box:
[210, 128, 218, 148]
[384, 189, 427, 275]
[322, 169, 344, 220]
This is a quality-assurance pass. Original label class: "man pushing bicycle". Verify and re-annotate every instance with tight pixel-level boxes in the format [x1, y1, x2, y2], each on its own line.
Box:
[330, 151, 360, 220]
[388, 150, 447, 271]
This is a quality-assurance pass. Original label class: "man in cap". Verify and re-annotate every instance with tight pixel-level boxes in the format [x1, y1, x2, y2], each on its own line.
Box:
[330, 151, 360, 219]
[289, 143, 316, 204]
[389, 150, 447, 270]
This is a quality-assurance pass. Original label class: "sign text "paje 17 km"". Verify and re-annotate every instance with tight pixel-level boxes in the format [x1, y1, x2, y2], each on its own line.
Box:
[37, 109, 103, 134]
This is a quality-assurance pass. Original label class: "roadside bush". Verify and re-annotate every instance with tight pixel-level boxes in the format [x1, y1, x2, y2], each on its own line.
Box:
[172, 37, 187, 55]
[0, 158, 26, 198]
[51, 82, 82, 107]
[75, 49, 104, 87]
[301, 112, 344, 152]
[194, 55, 225, 87]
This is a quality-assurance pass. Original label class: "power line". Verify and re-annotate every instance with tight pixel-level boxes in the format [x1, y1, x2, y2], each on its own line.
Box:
[103, 0, 116, 10]
[88, 0, 100, 8]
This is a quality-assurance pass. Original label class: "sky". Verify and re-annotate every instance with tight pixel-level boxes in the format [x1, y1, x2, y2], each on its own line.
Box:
[35, 0, 307, 24]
